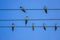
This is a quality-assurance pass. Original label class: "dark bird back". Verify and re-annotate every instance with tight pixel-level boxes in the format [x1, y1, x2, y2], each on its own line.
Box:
[55, 24, 58, 31]
[12, 23, 14, 32]
[25, 16, 28, 25]
[43, 24, 46, 31]
[20, 6, 26, 13]
[44, 5, 47, 14]
[32, 23, 34, 31]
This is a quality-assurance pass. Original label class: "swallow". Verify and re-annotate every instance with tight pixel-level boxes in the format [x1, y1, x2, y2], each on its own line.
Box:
[32, 23, 34, 31]
[12, 23, 14, 32]
[44, 5, 47, 14]
[20, 6, 26, 13]
[54, 24, 58, 31]
[43, 24, 46, 31]
[25, 16, 28, 25]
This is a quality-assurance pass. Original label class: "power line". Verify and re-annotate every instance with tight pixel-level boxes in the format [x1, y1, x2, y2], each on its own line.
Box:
[0, 26, 59, 28]
[0, 9, 60, 10]
[0, 19, 60, 21]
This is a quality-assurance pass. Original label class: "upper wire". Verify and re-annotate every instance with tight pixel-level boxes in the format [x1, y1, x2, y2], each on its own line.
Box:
[0, 9, 60, 10]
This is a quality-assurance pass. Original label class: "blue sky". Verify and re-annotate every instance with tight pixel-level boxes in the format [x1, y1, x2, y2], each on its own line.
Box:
[0, 0, 60, 40]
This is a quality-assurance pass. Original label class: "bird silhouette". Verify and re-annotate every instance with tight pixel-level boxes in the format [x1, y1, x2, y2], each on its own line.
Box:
[25, 16, 28, 25]
[12, 23, 14, 32]
[54, 24, 58, 31]
[43, 24, 46, 31]
[20, 6, 26, 13]
[44, 5, 47, 14]
[32, 23, 34, 31]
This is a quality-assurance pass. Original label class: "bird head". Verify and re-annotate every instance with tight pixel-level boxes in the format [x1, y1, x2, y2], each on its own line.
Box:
[20, 6, 22, 8]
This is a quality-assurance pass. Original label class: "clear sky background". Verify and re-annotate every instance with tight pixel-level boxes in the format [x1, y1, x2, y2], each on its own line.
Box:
[0, 0, 60, 40]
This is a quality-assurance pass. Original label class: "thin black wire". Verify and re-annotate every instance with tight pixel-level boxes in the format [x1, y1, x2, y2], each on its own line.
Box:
[0, 9, 60, 10]
[0, 19, 60, 21]
[0, 26, 59, 28]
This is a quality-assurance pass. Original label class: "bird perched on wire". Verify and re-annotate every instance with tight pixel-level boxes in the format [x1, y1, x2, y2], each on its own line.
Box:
[43, 24, 46, 31]
[20, 6, 26, 13]
[25, 16, 28, 25]
[12, 23, 14, 32]
[44, 5, 47, 14]
[54, 24, 58, 31]
[32, 23, 34, 31]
